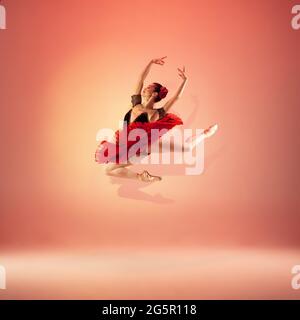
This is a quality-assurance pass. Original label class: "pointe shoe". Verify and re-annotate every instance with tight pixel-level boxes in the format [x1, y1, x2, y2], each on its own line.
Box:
[203, 124, 218, 138]
[186, 124, 218, 150]
[185, 124, 218, 144]
[137, 170, 162, 182]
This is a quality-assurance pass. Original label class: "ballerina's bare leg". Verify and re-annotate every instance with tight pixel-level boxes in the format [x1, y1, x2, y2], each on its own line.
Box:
[154, 123, 218, 153]
[105, 163, 137, 179]
[105, 160, 162, 182]
[105, 124, 218, 182]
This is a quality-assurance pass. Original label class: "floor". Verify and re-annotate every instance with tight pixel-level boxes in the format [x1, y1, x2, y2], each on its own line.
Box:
[0, 247, 299, 299]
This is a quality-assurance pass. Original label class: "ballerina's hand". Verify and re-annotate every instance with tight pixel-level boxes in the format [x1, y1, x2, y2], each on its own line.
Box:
[151, 56, 167, 65]
[177, 66, 187, 81]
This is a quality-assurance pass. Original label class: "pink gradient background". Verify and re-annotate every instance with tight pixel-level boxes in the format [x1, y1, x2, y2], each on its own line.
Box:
[0, 0, 299, 299]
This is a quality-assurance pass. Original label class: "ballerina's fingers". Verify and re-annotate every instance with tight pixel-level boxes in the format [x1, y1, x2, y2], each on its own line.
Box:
[153, 56, 167, 65]
[177, 66, 186, 73]
[177, 66, 187, 79]
[159, 56, 167, 64]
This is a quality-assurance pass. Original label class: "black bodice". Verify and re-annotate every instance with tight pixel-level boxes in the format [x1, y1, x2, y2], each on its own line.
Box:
[124, 109, 149, 124]
[124, 94, 166, 124]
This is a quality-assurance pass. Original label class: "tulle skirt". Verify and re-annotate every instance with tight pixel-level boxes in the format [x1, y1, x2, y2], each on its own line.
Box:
[95, 113, 183, 164]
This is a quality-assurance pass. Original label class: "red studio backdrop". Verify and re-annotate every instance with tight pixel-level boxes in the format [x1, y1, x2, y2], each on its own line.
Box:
[0, 0, 299, 299]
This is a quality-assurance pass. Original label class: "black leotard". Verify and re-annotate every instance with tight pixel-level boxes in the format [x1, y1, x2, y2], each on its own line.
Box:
[124, 94, 166, 124]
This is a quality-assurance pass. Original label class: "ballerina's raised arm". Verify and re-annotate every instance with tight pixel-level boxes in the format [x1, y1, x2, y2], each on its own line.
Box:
[133, 56, 167, 95]
[161, 66, 188, 113]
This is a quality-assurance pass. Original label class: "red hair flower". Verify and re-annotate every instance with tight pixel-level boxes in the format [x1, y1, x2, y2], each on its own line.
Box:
[158, 86, 168, 99]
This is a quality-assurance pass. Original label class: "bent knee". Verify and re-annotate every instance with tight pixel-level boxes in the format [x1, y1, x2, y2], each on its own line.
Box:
[105, 163, 127, 176]
[105, 164, 115, 175]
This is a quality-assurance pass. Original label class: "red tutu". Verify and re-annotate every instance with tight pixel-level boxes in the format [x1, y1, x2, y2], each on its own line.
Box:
[95, 113, 183, 164]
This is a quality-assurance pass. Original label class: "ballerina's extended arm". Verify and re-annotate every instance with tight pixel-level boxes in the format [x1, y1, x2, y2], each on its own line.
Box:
[133, 56, 167, 95]
[161, 66, 188, 113]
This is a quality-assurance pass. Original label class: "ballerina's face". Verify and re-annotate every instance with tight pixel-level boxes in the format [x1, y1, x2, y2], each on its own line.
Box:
[142, 83, 156, 98]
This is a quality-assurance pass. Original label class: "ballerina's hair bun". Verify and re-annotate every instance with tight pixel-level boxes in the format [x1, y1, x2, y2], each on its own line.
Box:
[158, 86, 168, 99]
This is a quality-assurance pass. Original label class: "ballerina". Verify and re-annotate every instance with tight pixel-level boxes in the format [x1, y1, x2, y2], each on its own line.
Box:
[95, 56, 218, 182]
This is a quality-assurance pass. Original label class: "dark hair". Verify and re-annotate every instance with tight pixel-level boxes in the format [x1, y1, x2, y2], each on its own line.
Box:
[152, 82, 168, 103]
